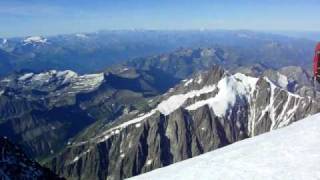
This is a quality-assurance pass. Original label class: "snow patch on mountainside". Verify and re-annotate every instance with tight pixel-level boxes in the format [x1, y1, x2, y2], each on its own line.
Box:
[277, 72, 288, 88]
[183, 79, 194, 86]
[130, 113, 320, 180]
[99, 109, 158, 141]
[186, 73, 258, 116]
[56, 70, 78, 84]
[157, 85, 217, 115]
[197, 74, 203, 84]
[18, 73, 34, 81]
[72, 73, 104, 91]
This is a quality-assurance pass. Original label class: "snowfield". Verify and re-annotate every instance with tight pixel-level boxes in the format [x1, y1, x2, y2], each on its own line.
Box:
[129, 113, 320, 180]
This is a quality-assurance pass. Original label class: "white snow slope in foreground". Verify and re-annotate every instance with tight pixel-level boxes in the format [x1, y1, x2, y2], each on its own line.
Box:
[129, 113, 320, 180]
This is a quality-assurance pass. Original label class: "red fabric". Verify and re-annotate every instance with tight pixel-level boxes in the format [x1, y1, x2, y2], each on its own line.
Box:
[313, 43, 320, 77]
[314, 53, 318, 76]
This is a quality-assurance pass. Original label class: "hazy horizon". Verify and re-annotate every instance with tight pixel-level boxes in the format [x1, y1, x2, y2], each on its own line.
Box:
[1, 0, 319, 37]
[2, 29, 320, 41]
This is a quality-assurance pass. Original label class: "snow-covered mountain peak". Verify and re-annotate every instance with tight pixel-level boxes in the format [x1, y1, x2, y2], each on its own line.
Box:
[75, 33, 88, 38]
[23, 36, 47, 45]
[8, 70, 105, 97]
[2, 38, 7, 44]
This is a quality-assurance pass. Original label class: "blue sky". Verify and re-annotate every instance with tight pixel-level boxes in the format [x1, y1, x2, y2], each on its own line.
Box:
[0, 0, 319, 37]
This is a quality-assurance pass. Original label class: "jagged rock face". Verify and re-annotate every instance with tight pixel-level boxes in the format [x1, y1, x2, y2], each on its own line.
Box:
[262, 66, 312, 91]
[0, 71, 104, 158]
[236, 65, 320, 100]
[270, 66, 320, 102]
[0, 137, 64, 180]
[48, 66, 320, 180]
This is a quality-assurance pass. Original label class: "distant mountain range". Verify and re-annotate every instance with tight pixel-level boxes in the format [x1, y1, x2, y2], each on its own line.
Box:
[0, 30, 316, 77]
[274, 31, 320, 41]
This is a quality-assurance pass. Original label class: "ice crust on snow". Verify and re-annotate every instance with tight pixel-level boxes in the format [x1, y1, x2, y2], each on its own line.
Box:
[130, 113, 320, 180]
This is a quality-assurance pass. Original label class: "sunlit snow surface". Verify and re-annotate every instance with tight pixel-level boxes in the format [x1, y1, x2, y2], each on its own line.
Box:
[129, 113, 320, 180]
[157, 84, 217, 115]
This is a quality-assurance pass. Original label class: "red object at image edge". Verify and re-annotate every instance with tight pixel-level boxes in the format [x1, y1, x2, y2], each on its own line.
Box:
[313, 43, 320, 77]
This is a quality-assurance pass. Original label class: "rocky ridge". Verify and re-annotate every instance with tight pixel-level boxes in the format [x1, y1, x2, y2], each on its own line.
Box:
[48, 66, 320, 180]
